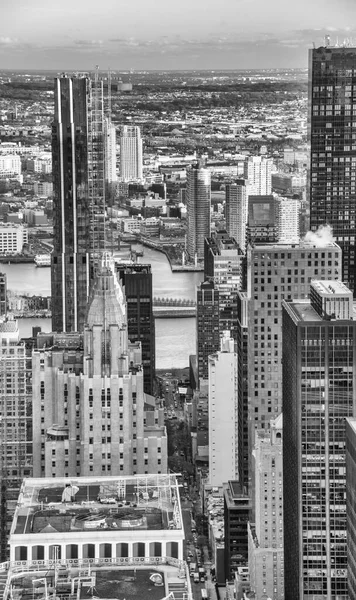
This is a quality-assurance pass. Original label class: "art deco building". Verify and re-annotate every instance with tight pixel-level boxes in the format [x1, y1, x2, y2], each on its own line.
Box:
[186, 162, 211, 262]
[33, 256, 167, 479]
[309, 44, 356, 294]
[0, 319, 32, 561]
[283, 280, 356, 600]
[120, 125, 143, 181]
[51, 75, 107, 333]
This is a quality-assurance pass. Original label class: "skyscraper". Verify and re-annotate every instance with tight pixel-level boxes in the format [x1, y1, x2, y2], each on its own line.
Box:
[120, 125, 143, 181]
[115, 262, 155, 395]
[186, 162, 211, 262]
[283, 280, 356, 600]
[346, 418, 356, 600]
[204, 231, 242, 340]
[33, 256, 167, 479]
[244, 155, 272, 195]
[208, 332, 238, 487]
[0, 319, 32, 560]
[225, 180, 249, 251]
[309, 44, 356, 294]
[246, 195, 278, 244]
[196, 280, 220, 381]
[51, 75, 107, 333]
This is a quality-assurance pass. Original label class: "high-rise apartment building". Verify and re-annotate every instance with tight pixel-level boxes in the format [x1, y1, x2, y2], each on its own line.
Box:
[248, 414, 284, 600]
[225, 180, 249, 251]
[120, 125, 143, 181]
[283, 280, 356, 600]
[196, 280, 220, 381]
[0, 319, 32, 560]
[105, 120, 117, 186]
[244, 155, 272, 195]
[276, 197, 300, 244]
[204, 231, 242, 339]
[247, 241, 342, 434]
[51, 75, 108, 333]
[186, 162, 211, 262]
[309, 44, 356, 294]
[33, 257, 167, 479]
[208, 332, 238, 487]
[346, 418, 356, 600]
[114, 262, 155, 395]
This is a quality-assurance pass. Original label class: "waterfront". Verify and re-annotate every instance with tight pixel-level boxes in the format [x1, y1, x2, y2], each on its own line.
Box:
[1, 247, 204, 369]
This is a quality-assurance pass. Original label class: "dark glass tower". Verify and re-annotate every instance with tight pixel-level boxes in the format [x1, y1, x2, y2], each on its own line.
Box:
[115, 263, 155, 395]
[309, 45, 356, 294]
[283, 280, 356, 600]
[51, 75, 106, 333]
[196, 280, 220, 380]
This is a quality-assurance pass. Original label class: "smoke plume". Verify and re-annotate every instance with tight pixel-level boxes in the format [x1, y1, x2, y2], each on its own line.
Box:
[303, 225, 335, 247]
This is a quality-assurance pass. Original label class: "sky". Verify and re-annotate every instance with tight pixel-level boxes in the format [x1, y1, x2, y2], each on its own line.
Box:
[1, 0, 356, 71]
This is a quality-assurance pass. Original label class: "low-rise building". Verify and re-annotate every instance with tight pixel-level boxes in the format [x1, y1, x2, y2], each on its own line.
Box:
[0, 223, 28, 254]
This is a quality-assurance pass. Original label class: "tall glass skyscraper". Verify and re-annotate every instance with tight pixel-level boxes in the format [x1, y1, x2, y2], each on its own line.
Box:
[283, 280, 356, 600]
[119, 125, 143, 181]
[186, 161, 211, 262]
[51, 75, 107, 333]
[309, 44, 356, 294]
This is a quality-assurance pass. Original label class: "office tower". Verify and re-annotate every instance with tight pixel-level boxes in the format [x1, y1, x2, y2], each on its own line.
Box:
[248, 414, 284, 600]
[283, 280, 356, 600]
[225, 180, 249, 251]
[114, 262, 155, 395]
[0, 319, 32, 561]
[51, 75, 107, 333]
[208, 332, 238, 487]
[32, 257, 167, 478]
[246, 195, 278, 244]
[309, 44, 356, 294]
[247, 240, 342, 434]
[244, 155, 272, 195]
[204, 231, 242, 339]
[346, 418, 356, 600]
[276, 197, 300, 243]
[120, 125, 143, 181]
[105, 120, 117, 185]
[0, 272, 7, 317]
[196, 280, 220, 381]
[237, 291, 249, 489]
[186, 162, 211, 262]
[223, 481, 251, 579]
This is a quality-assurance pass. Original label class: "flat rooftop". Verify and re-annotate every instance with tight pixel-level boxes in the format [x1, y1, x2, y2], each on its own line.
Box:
[284, 299, 356, 322]
[11, 475, 182, 537]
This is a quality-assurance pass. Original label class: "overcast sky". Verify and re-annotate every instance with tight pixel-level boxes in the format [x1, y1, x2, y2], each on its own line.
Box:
[1, 0, 356, 70]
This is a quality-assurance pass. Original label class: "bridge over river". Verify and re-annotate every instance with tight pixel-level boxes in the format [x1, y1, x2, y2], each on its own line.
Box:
[152, 297, 196, 318]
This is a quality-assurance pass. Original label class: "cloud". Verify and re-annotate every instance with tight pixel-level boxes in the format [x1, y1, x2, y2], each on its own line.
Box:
[0, 37, 20, 47]
[74, 39, 104, 47]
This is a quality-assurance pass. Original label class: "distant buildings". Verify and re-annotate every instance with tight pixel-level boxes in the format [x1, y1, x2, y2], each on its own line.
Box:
[276, 197, 300, 243]
[283, 280, 356, 600]
[186, 162, 211, 262]
[248, 414, 284, 600]
[32, 257, 167, 479]
[120, 125, 143, 181]
[0, 154, 21, 176]
[309, 44, 356, 294]
[0, 223, 28, 254]
[246, 195, 278, 244]
[225, 180, 249, 251]
[208, 333, 238, 487]
[244, 155, 272, 195]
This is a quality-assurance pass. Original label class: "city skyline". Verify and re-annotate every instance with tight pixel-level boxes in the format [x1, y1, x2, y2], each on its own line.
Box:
[1, 0, 356, 70]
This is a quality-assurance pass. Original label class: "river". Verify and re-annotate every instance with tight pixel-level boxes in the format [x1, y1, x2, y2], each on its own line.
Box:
[0, 247, 204, 369]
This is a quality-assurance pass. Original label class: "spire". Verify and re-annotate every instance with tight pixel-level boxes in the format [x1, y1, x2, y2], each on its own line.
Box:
[86, 253, 126, 329]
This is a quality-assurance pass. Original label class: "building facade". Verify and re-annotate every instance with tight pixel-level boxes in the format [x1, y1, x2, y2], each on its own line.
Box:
[186, 162, 211, 262]
[246, 195, 278, 244]
[115, 262, 155, 395]
[276, 197, 300, 244]
[0, 223, 28, 254]
[196, 280, 220, 381]
[308, 44, 356, 294]
[33, 257, 167, 479]
[51, 75, 109, 333]
[208, 333, 238, 487]
[248, 414, 284, 600]
[244, 155, 272, 195]
[120, 125, 143, 181]
[346, 418, 356, 600]
[223, 481, 251, 580]
[0, 319, 32, 561]
[225, 181, 249, 251]
[283, 280, 356, 600]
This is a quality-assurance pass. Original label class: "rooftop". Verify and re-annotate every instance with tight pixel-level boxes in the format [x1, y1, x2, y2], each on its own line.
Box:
[10, 475, 183, 538]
